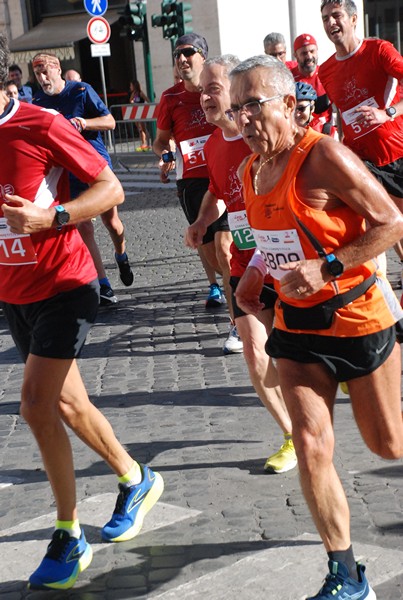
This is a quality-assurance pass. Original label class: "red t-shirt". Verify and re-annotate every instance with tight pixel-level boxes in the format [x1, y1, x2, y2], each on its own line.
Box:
[204, 128, 272, 282]
[291, 64, 333, 132]
[157, 82, 215, 179]
[319, 39, 403, 166]
[0, 100, 106, 304]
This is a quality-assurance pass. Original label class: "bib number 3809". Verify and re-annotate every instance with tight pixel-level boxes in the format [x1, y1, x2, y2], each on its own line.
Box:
[0, 218, 37, 265]
[252, 227, 305, 280]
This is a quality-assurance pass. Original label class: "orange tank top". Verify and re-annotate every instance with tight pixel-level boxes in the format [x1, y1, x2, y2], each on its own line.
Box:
[243, 128, 396, 336]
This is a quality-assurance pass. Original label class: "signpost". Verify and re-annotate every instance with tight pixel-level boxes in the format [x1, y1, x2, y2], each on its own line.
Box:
[85, 1, 111, 146]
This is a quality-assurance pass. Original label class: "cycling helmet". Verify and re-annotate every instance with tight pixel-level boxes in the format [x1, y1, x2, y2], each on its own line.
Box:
[295, 81, 317, 101]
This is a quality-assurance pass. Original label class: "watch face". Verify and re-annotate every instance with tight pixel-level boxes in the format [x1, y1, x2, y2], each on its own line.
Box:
[328, 259, 344, 277]
[386, 106, 396, 117]
[56, 207, 70, 226]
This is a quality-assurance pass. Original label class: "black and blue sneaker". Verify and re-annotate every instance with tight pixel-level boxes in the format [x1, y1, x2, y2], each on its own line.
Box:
[28, 529, 92, 590]
[205, 283, 225, 308]
[307, 560, 376, 599]
[102, 464, 164, 542]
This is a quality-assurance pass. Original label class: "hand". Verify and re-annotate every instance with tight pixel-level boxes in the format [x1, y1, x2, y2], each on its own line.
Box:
[355, 105, 389, 127]
[279, 258, 328, 299]
[235, 267, 265, 316]
[185, 221, 206, 249]
[158, 157, 175, 184]
[2, 194, 53, 233]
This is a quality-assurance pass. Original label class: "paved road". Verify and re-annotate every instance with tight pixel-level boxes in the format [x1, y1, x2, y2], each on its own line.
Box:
[0, 154, 402, 599]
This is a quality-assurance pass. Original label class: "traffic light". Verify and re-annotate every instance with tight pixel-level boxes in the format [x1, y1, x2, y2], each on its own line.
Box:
[177, 3, 192, 37]
[151, 0, 178, 40]
[119, 1, 146, 41]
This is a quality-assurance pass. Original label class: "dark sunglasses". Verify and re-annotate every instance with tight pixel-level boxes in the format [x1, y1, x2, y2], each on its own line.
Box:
[173, 46, 203, 60]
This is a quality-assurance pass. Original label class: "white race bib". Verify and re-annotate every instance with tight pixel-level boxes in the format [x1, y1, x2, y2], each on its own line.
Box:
[228, 210, 256, 250]
[179, 135, 210, 171]
[252, 228, 305, 280]
[0, 217, 37, 266]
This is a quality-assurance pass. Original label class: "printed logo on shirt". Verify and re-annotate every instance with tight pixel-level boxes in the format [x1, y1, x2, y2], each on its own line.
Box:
[0, 183, 15, 201]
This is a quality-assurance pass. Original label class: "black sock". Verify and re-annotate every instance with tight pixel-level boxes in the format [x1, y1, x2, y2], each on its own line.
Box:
[328, 545, 358, 581]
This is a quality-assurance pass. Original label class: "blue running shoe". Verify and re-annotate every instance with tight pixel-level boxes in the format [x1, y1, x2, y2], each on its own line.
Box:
[306, 561, 376, 599]
[206, 283, 225, 308]
[28, 529, 93, 590]
[102, 464, 164, 542]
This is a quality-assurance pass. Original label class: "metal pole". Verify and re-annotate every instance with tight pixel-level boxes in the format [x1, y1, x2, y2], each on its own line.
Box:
[288, 0, 297, 55]
[141, 10, 157, 140]
[99, 55, 113, 150]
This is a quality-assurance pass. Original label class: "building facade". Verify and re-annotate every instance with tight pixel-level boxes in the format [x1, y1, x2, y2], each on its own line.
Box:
[2, 0, 400, 105]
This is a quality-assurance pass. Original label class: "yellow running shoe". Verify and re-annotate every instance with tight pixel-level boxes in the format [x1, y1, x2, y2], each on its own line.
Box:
[264, 435, 297, 474]
[339, 381, 349, 395]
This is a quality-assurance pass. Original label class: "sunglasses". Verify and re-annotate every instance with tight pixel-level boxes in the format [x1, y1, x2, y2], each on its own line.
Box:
[173, 46, 203, 60]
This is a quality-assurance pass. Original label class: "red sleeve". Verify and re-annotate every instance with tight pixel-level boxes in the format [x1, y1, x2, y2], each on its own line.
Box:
[46, 113, 107, 183]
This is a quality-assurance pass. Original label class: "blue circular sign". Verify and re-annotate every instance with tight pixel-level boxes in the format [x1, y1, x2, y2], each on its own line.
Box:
[84, 0, 108, 17]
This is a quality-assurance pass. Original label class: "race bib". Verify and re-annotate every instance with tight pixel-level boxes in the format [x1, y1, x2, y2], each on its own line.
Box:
[0, 217, 37, 266]
[341, 96, 380, 139]
[252, 228, 304, 280]
[179, 135, 210, 172]
[228, 210, 256, 250]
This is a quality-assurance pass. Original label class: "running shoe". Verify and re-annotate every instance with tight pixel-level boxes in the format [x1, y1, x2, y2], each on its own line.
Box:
[339, 381, 349, 395]
[205, 283, 225, 308]
[264, 436, 297, 473]
[223, 324, 243, 355]
[306, 560, 376, 599]
[102, 464, 164, 542]
[28, 529, 93, 590]
[99, 283, 118, 306]
[115, 254, 134, 287]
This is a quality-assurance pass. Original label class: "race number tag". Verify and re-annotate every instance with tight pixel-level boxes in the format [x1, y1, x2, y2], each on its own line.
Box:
[341, 96, 380, 138]
[0, 218, 37, 265]
[228, 210, 256, 250]
[252, 228, 304, 280]
[180, 135, 210, 172]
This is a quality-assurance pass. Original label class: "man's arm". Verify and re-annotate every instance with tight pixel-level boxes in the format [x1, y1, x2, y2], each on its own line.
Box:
[153, 127, 176, 181]
[82, 113, 115, 131]
[279, 137, 403, 299]
[185, 190, 226, 248]
[2, 165, 123, 234]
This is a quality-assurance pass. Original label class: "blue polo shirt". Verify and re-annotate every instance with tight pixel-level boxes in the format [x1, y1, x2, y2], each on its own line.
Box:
[33, 80, 111, 166]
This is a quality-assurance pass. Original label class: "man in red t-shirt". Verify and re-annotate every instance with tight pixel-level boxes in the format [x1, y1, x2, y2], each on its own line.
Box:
[319, 0, 403, 286]
[153, 33, 232, 310]
[185, 55, 297, 474]
[291, 33, 334, 134]
[0, 34, 163, 590]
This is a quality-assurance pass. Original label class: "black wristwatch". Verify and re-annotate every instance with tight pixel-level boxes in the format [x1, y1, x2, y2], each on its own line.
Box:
[325, 253, 344, 278]
[385, 106, 397, 120]
[55, 205, 70, 230]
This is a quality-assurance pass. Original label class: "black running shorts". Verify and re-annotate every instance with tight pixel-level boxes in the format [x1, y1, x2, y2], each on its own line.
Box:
[230, 277, 277, 319]
[3, 280, 99, 362]
[364, 157, 403, 198]
[266, 325, 396, 382]
[176, 177, 229, 244]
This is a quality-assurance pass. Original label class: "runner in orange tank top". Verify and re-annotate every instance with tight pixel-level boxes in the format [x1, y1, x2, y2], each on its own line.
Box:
[229, 54, 403, 600]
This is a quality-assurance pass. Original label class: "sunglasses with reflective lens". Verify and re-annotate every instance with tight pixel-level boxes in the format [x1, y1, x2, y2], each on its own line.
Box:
[173, 46, 203, 60]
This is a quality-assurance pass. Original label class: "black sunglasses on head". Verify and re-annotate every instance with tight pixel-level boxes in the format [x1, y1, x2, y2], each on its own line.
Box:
[173, 46, 203, 60]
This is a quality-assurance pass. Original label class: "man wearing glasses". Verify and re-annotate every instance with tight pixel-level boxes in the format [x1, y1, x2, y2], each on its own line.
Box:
[231, 54, 403, 600]
[263, 32, 297, 70]
[153, 34, 239, 353]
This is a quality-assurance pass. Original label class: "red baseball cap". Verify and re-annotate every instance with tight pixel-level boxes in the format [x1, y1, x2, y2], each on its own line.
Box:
[294, 33, 317, 53]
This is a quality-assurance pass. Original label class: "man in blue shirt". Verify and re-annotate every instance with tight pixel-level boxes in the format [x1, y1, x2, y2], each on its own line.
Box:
[32, 52, 134, 305]
[8, 63, 33, 102]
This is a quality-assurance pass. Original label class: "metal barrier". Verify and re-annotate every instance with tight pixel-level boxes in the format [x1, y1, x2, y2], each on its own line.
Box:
[109, 103, 158, 156]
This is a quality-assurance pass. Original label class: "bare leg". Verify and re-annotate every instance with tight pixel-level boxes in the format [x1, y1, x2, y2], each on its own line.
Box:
[277, 358, 349, 551]
[100, 207, 126, 256]
[236, 309, 292, 433]
[77, 220, 107, 280]
[214, 231, 234, 319]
